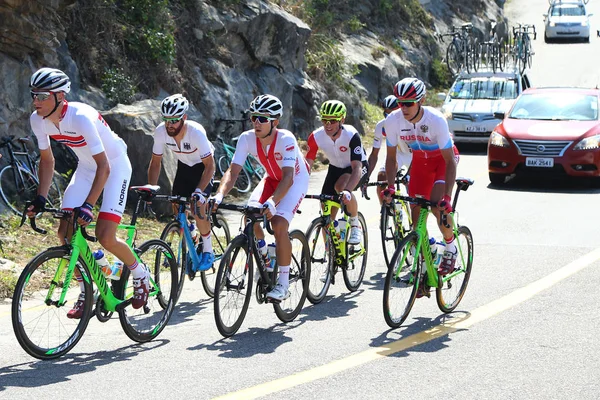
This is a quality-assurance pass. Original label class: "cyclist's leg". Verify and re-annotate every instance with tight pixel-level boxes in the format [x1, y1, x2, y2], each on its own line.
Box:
[249, 176, 276, 241]
[322, 165, 341, 220]
[376, 167, 387, 205]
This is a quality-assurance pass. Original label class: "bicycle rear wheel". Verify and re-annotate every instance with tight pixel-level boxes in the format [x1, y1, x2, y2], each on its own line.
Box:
[117, 239, 177, 342]
[446, 42, 461, 76]
[214, 235, 253, 337]
[343, 212, 368, 292]
[383, 232, 421, 328]
[218, 155, 251, 193]
[12, 248, 93, 359]
[436, 225, 474, 313]
[380, 201, 410, 268]
[305, 218, 332, 304]
[201, 213, 231, 298]
[0, 166, 36, 215]
[274, 229, 310, 322]
[160, 220, 186, 303]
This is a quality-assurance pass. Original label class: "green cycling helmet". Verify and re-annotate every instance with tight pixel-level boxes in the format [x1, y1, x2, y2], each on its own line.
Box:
[320, 100, 346, 119]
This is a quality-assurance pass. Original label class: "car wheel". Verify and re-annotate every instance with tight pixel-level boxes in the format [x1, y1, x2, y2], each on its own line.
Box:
[489, 172, 508, 185]
[544, 33, 550, 43]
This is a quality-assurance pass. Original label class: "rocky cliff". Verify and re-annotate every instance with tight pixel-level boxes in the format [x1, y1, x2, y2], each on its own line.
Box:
[0, 0, 506, 213]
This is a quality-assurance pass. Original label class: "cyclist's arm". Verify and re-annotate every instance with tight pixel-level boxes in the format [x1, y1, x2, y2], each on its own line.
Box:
[304, 131, 318, 173]
[36, 147, 55, 198]
[440, 147, 457, 198]
[147, 153, 162, 185]
[368, 121, 384, 177]
[271, 166, 294, 204]
[217, 162, 243, 198]
[87, 152, 110, 206]
[198, 154, 215, 193]
[366, 147, 379, 178]
[385, 144, 397, 190]
[345, 159, 363, 191]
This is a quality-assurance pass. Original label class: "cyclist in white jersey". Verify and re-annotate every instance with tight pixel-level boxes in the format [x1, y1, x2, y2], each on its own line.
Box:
[211, 95, 309, 301]
[305, 100, 367, 245]
[147, 94, 216, 270]
[383, 78, 459, 287]
[27, 67, 149, 318]
[365, 95, 412, 205]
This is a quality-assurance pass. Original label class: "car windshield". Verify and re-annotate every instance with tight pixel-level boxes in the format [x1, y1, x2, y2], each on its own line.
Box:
[509, 93, 599, 121]
[449, 77, 517, 100]
[550, 5, 585, 17]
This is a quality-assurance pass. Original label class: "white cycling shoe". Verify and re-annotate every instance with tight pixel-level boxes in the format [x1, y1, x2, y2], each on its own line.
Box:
[347, 225, 363, 245]
[266, 283, 290, 301]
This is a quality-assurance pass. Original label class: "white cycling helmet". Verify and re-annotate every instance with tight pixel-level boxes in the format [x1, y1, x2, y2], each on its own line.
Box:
[161, 94, 189, 118]
[383, 95, 399, 110]
[249, 94, 283, 117]
[394, 78, 426, 102]
[30, 68, 71, 93]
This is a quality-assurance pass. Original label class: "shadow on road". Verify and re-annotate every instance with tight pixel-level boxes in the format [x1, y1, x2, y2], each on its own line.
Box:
[166, 298, 212, 326]
[0, 340, 170, 392]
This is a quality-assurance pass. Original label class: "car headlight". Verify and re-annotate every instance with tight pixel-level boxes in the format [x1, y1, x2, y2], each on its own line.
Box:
[549, 21, 556, 27]
[490, 131, 510, 148]
[443, 109, 453, 120]
[581, 20, 588, 27]
[574, 134, 600, 150]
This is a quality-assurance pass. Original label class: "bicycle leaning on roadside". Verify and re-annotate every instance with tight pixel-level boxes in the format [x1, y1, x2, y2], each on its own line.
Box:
[212, 202, 310, 338]
[303, 193, 368, 304]
[11, 185, 178, 360]
[0, 135, 63, 216]
[382, 178, 474, 329]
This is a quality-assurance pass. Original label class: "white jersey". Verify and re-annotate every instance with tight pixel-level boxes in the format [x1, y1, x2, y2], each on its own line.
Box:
[231, 129, 309, 181]
[384, 106, 453, 160]
[30, 101, 127, 169]
[374, 118, 412, 168]
[152, 120, 214, 166]
[306, 125, 367, 169]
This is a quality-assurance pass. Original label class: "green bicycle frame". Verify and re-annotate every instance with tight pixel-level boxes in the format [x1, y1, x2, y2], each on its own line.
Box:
[46, 222, 144, 313]
[321, 200, 365, 267]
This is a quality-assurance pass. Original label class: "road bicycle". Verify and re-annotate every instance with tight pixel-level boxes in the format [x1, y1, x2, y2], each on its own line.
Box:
[475, 21, 506, 73]
[213, 202, 310, 337]
[383, 178, 474, 329]
[0, 135, 63, 215]
[362, 170, 412, 268]
[156, 191, 231, 301]
[440, 23, 479, 76]
[511, 23, 536, 74]
[11, 185, 178, 359]
[303, 194, 368, 304]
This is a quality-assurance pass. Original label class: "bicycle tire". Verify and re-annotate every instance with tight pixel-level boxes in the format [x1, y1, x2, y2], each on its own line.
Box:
[160, 219, 187, 303]
[273, 229, 310, 322]
[383, 232, 421, 329]
[12, 247, 93, 359]
[446, 42, 461, 76]
[247, 154, 266, 180]
[436, 225, 474, 313]
[218, 155, 252, 193]
[213, 235, 253, 337]
[201, 213, 231, 298]
[117, 239, 177, 343]
[343, 212, 368, 292]
[217, 154, 231, 177]
[380, 204, 399, 267]
[305, 218, 333, 304]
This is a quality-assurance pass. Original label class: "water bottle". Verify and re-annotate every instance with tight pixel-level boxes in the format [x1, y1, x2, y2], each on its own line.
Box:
[108, 260, 124, 280]
[337, 218, 347, 241]
[189, 222, 198, 243]
[94, 250, 112, 278]
[429, 237, 437, 259]
[257, 239, 271, 271]
[267, 243, 277, 272]
[333, 220, 342, 241]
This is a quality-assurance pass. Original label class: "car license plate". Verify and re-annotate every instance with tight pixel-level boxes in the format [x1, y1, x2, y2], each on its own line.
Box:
[465, 126, 487, 132]
[526, 157, 554, 167]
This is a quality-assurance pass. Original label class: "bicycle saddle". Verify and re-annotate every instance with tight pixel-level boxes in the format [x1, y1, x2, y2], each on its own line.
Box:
[456, 178, 474, 191]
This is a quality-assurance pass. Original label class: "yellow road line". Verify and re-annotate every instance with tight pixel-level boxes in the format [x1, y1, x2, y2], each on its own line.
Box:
[213, 246, 600, 400]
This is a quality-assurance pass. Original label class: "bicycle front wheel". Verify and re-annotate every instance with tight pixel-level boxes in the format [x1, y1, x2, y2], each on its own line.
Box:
[383, 232, 421, 328]
[201, 213, 231, 298]
[446, 42, 461, 76]
[218, 155, 251, 193]
[12, 247, 93, 359]
[117, 239, 177, 343]
[160, 220, 186, 303]
[343, 212, 368, 292]
[214, 235, 253, 337]
[274, 229, 310, 322]
[436, 225, 474, 313]
[305, 218, 333, 304]
[380, 201, 410, 268]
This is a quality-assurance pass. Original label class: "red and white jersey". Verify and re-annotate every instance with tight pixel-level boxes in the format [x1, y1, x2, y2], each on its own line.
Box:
[305, 125, 367, 169]
[231, 129, 309, 181]
[152, 120, 214, 167]
[30, 101, 127, 169]
[374, 117, 412, 168]
[384, 106, 454, 160]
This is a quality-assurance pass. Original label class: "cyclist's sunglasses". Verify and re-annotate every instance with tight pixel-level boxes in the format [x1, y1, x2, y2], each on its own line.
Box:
[398, 101, 417, 108]
[163, 116, 183, 124]
[321, 117, 342, 124]
[250, 114, 277, 123]
[30, 91, 52, 101]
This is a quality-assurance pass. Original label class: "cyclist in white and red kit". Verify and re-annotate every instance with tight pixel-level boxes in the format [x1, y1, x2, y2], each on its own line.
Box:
[27, 67, 149, 318]
[211, 94, 309, 301]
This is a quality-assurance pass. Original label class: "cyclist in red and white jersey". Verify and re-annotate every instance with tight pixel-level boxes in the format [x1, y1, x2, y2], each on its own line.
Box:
[212, 94, 309, 301]
[27, 67, 149, 318]
[305, 100, 368, 245]
[365, 95, 412, 205]
[147, 94, 216, 270]
[383, 78, 459, 278]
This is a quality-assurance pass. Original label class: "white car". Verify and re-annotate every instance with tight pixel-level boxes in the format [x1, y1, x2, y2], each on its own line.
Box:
[440, 70, 532, 144]
[544, 0, 592, 42]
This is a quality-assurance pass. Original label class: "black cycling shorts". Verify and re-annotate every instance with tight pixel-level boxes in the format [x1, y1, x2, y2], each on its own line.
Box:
[321, 161, 368, 196]
[172, 161, 213, 197]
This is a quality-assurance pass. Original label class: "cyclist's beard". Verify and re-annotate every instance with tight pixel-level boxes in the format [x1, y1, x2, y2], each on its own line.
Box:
[166, 123, 184, 137]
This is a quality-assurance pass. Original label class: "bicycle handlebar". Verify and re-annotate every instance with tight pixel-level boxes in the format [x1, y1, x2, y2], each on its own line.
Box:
[216, 202, 274, 235]
[20, 202, 98, 241]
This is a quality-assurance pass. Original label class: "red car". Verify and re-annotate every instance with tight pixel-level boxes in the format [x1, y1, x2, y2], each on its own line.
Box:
[487, 87, 600, 185]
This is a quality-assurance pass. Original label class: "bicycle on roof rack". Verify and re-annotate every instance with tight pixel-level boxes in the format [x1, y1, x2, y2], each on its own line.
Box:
[438, 23, 479, 76]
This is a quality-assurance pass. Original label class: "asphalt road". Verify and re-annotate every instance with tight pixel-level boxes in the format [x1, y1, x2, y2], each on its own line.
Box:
[2, 1, 600, 398]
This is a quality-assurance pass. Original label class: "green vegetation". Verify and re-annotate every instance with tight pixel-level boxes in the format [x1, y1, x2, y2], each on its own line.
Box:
[361, 100, 382, 148]
[101, 68, 136, 106]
